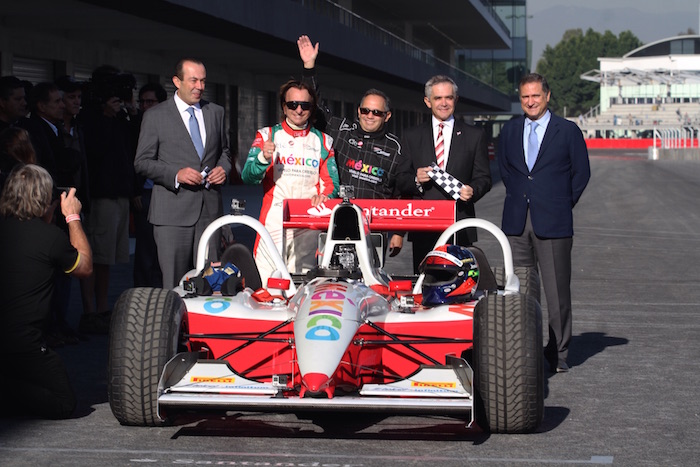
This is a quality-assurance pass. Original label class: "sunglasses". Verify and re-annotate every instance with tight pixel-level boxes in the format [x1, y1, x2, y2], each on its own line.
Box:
[285, 101, 312, 111]
[359, 107, 386, 117]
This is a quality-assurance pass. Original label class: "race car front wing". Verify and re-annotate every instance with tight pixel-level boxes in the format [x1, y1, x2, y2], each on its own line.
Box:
[157, 352, 474, 423]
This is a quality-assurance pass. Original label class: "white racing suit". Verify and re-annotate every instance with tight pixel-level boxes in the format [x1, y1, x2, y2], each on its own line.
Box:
[242, 120, 339, 283]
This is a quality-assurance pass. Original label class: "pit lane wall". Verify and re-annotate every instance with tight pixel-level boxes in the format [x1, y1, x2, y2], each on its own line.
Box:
[584, 138, 700, 161]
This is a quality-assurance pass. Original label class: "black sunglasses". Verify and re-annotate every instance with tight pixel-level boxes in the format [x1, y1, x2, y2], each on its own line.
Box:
[285, 101, 312, 111]
[359, 107, 386, 117]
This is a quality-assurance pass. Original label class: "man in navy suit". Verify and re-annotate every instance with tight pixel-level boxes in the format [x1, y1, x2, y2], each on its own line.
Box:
[134, 58, 231, 289]
[397, 75, 492, 273]
[498, 73, 590, 373]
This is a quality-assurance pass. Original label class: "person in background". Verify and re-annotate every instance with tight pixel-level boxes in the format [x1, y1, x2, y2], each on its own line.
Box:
[79, 65, 136, 333]
[17, 82, 67, 182]
[0, 126, 36, 189]
[497, 73, 590, 374]
[0, 76, 27, 132]
[132, 83, 167, 288]
[55, 75, 90, 208]
[242, 78, 338, 283]
[0, 164, 92, 419]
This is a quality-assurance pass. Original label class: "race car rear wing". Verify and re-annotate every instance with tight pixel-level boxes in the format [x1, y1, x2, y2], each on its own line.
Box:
[283, 199, 456, 232]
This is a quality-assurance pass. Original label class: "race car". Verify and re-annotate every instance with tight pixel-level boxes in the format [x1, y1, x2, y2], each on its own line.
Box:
[107, 191, 543, 434]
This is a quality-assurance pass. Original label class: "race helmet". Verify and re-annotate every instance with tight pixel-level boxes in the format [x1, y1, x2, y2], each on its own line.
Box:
[419, 244, 479, 306]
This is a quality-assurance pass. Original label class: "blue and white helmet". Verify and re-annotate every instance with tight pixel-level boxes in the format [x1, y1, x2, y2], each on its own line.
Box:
[419, 244, 479, 306]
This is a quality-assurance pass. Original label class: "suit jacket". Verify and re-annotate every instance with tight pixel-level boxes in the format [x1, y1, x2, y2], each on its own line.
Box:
[397, 119, 491, 241]
[497, 112, 590, 238]
[134, 98, 231, 227]
[18, 114, 62, 182]
[19, 114, 86, 192]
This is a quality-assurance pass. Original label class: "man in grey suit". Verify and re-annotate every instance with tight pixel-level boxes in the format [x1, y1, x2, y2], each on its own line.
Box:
[134, 58, 231, 289]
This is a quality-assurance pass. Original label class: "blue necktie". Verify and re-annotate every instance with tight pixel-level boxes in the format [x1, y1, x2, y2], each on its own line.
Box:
[527, 121, 539, 171]
[187, 107, 204, 159]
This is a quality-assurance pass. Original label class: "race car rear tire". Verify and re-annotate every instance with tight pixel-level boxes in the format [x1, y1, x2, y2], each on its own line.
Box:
[492, 266, 541, 303]
[108, 287, 186, 426]
[473, 293, 543, 433]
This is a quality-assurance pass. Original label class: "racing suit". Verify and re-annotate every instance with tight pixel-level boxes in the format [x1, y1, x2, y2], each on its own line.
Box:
[303, 68, 403, 200]
[242, 120, 339, 283]
[303, 68, 405, 252]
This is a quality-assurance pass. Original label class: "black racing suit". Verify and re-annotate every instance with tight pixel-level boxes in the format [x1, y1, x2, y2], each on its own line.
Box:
[303, 68, 403, 200]
[303, 67, 405, 249]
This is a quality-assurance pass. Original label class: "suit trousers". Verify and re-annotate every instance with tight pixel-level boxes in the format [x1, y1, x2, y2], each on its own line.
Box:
[507, 209, 573, 365]
[153, 198, 220, 290]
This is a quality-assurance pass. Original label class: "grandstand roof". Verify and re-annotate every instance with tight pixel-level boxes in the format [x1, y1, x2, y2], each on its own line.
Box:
[581, 35, 700, 85]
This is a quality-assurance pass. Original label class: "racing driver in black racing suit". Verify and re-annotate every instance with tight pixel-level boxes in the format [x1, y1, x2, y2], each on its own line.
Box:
[298, 35, 405, 256]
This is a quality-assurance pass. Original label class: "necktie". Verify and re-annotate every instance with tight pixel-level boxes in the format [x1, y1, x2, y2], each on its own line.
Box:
[187, 107, 204, 159]
[527, 121, 539, 171]
[435, 122, 445, 169]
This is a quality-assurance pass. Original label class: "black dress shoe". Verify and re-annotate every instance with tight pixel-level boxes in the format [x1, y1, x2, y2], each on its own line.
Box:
[544, 350, 557, 373]
[556, 362, 570, 373]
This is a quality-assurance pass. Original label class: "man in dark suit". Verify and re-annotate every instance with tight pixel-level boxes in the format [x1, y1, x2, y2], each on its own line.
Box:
[397, 75, 492, 273]
[0, 76, 27, 132]
[497, 73, 590, 374]
[134, 58, 231, 290]
[18, 82, 67, 183]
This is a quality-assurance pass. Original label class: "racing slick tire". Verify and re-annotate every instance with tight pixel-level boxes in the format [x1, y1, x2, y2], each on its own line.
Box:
[108, 287, 186, 426]
[492, 266, 540, 304]
[473, 293, 543, 433]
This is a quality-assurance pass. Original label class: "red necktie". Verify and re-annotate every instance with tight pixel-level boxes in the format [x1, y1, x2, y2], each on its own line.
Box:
[435, 122, 445, 169]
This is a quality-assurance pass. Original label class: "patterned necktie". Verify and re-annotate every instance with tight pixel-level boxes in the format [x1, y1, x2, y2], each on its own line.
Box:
[187, 107, 204, 159]
[527, 121, 539, 171]
[435, 122, 445, 169]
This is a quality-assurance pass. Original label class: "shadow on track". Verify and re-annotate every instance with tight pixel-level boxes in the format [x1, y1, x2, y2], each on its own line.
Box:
[169, 411, 491, 443]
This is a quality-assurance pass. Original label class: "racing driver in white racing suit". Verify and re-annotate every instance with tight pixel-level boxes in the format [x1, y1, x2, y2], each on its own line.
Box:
[242, 78, 339, 283]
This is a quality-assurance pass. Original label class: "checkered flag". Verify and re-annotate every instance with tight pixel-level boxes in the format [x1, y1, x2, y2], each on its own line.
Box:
[427, 162, 463, 201]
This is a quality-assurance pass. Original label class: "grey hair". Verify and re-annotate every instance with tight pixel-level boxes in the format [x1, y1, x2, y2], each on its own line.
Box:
[424, 75, 458, 99]
[0, 164, 53, 220]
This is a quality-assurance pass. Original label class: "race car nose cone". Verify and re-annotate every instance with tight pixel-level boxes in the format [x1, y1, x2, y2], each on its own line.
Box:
[301, 373, 335, 398]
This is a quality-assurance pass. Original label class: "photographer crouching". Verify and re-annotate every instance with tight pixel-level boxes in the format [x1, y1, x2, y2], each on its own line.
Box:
[0, 164, 92, 418]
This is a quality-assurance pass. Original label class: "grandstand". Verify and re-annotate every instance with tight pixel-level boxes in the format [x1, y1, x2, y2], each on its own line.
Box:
[579, 35, 700, 144]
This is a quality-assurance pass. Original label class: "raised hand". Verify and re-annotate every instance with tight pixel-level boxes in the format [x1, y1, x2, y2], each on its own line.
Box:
[297, 35, 319, 69]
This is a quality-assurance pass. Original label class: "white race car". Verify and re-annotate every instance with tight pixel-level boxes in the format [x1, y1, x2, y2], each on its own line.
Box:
[107, 191, 543, 433]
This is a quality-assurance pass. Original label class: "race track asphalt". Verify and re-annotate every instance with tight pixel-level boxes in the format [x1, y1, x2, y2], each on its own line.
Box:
[1, 148, 699, 466]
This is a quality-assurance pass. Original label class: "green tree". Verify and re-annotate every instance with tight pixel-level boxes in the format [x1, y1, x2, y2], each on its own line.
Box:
[536, 28, 643, 116]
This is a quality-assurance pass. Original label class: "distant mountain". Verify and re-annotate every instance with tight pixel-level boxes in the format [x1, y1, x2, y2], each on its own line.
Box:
[529, 6, 697, 69]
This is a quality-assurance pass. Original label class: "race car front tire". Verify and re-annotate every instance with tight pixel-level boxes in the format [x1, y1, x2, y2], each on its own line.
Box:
[473, 293, 543, 433]
[108, 287, 186, 426]
[492, 266, 541, 304]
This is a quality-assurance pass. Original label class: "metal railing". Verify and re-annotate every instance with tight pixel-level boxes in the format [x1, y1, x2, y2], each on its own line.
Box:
[294, 0, 505, 94]
[654, 127, 699, 149]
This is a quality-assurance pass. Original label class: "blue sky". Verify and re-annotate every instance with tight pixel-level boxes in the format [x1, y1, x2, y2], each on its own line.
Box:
[527, 0, 699, 67]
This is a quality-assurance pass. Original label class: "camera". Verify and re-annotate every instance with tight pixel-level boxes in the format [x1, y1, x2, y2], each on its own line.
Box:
[51, 186, 71, 203]
[83, 65, 136, 106]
